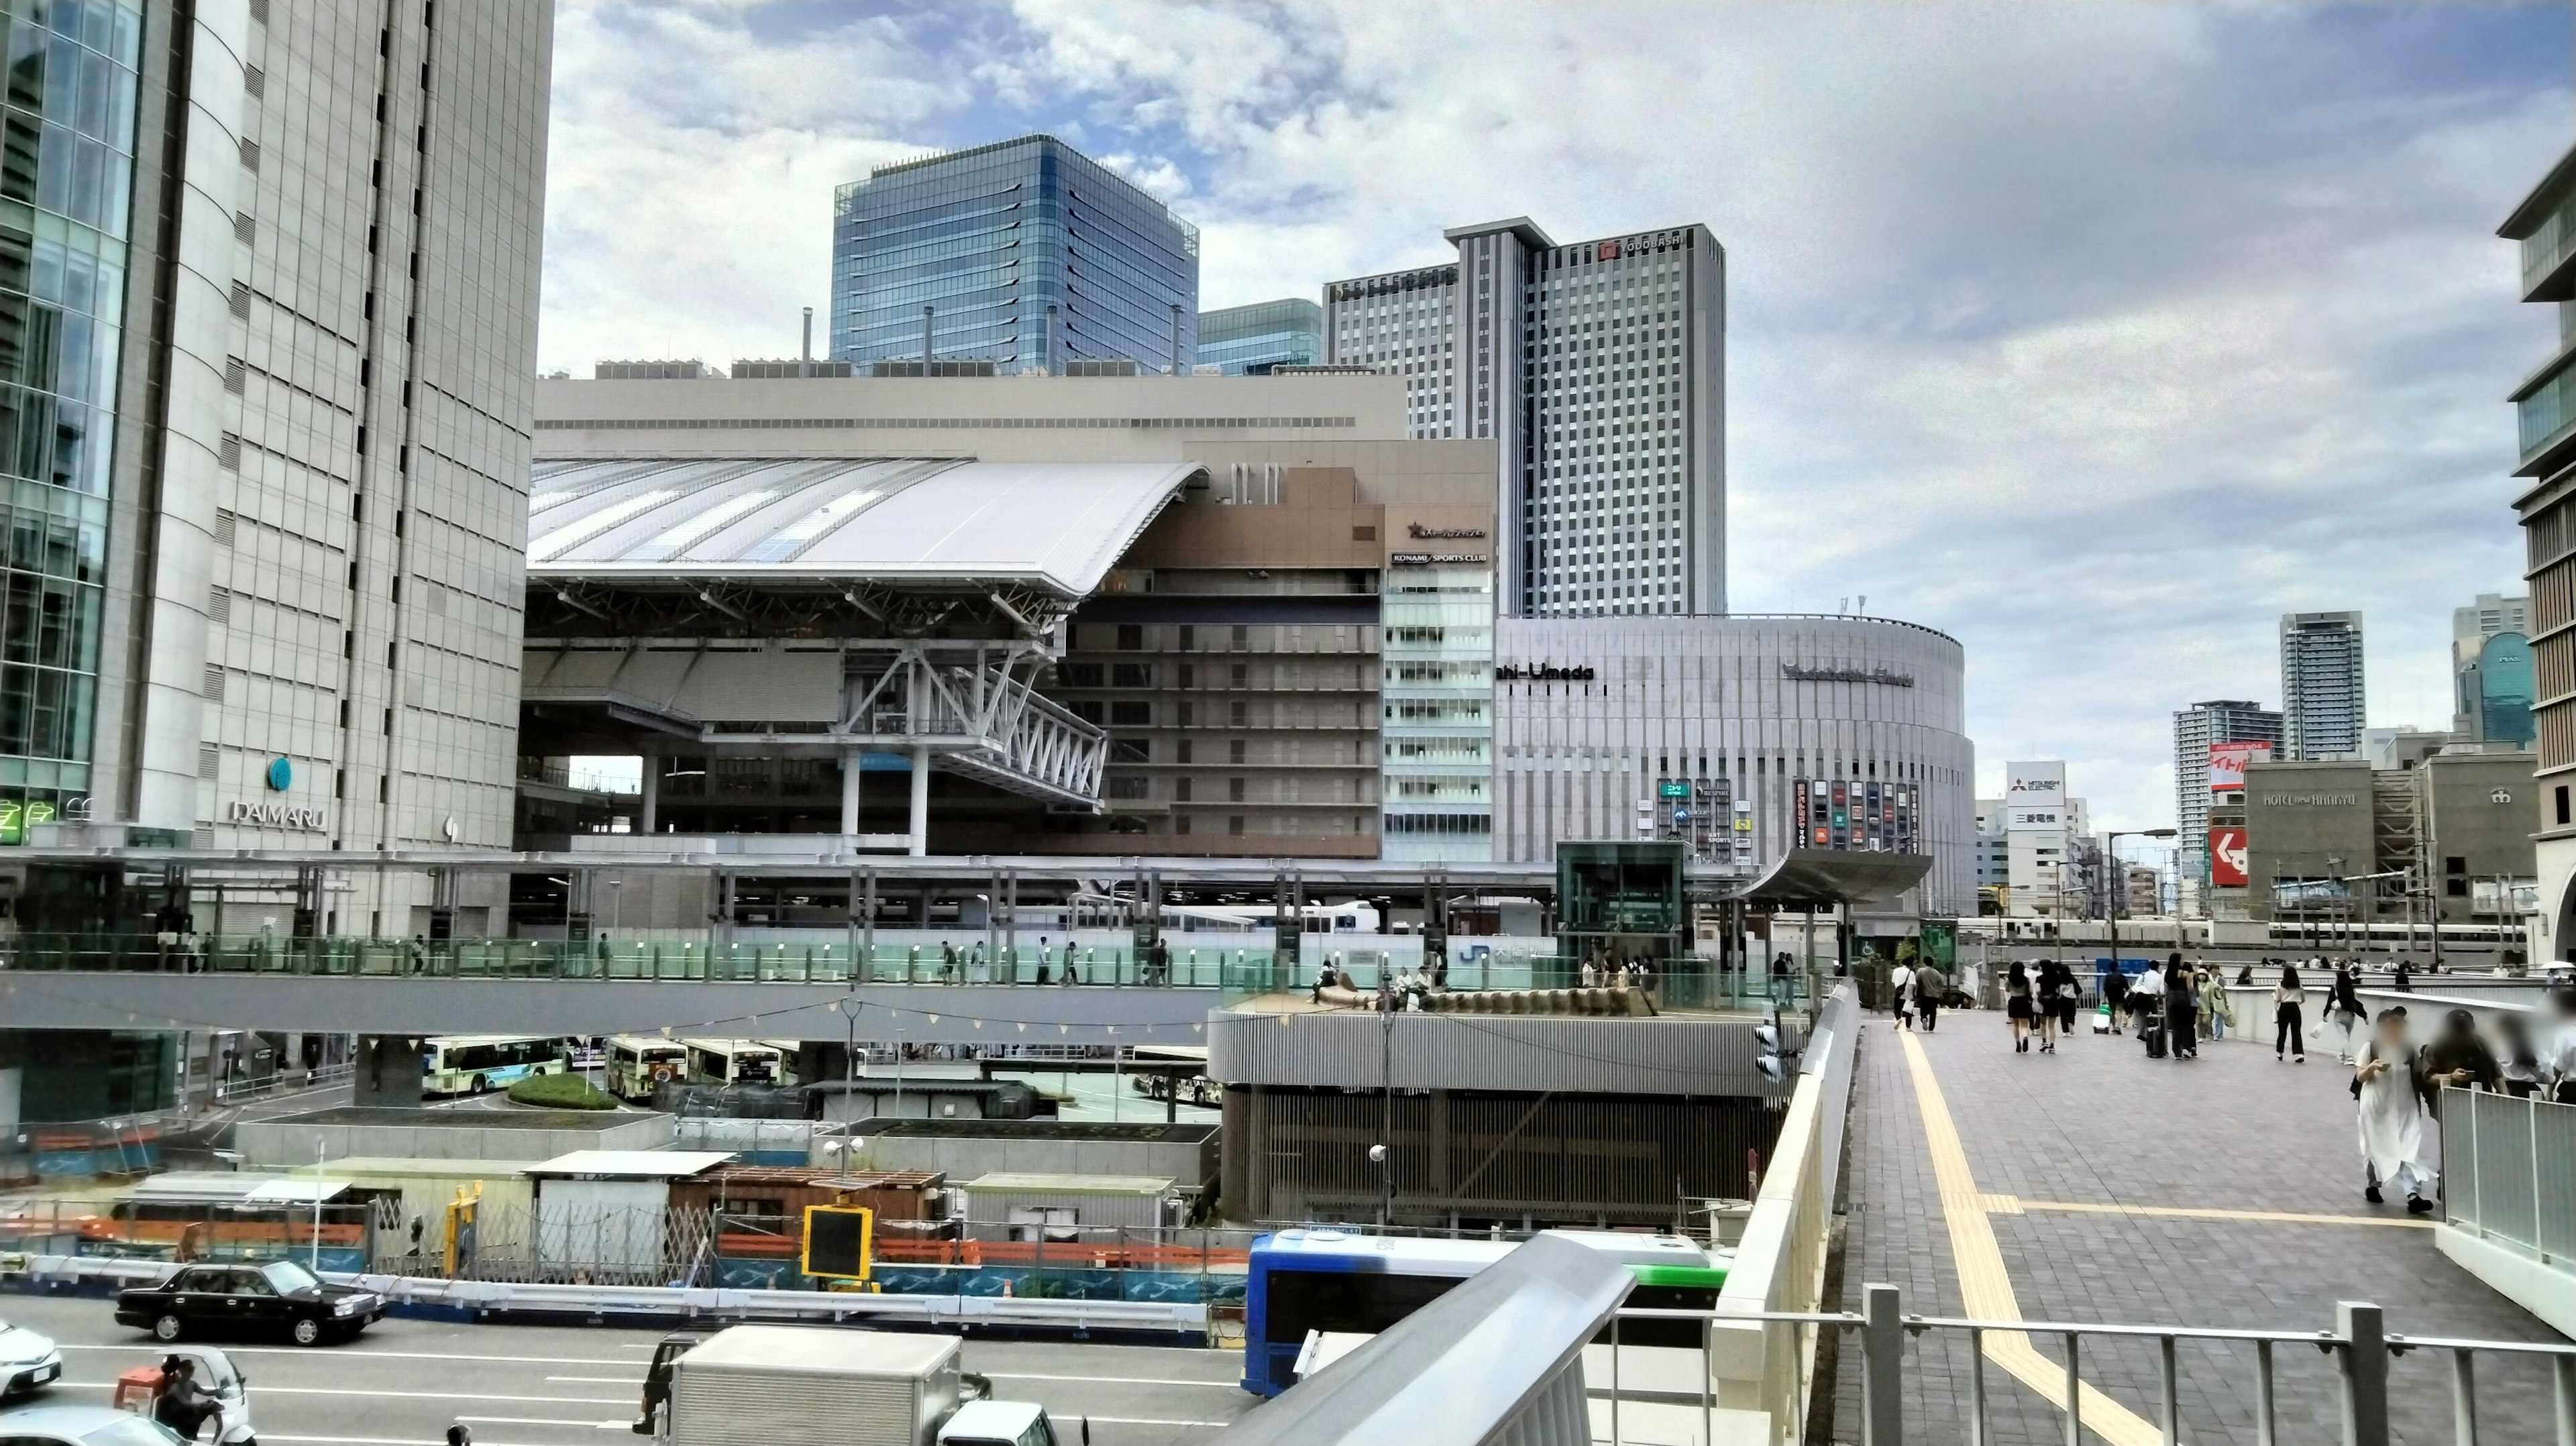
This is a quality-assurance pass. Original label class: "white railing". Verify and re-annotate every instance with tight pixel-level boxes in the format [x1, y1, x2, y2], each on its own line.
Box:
[2438, 1086, 2576, 1339]
[1703, 983, 1857, 1443]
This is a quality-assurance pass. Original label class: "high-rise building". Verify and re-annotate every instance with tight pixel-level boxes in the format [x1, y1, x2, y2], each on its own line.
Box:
[2280, 612, 2366, 759]
[2503, 142, 2576, 961]
[831, 135, 1199, 376]
[27, 0, 549, 936]
[2174, 700, 2283, 893]
[1326, 219, 1725, 617]
[1197, 298, 1320, 376]
[1998, 761, 2088, 917]
[2452, 592, 2535, 745]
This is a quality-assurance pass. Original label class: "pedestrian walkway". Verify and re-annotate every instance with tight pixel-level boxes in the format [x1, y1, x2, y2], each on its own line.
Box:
[1835, 1009, 2567, 1443]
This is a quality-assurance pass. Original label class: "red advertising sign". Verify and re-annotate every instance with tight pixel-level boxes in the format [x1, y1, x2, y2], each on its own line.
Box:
[1597, 240, 1620, 261]
[2208, 740, 2270, 793]
[2210, 826, 2249, 887]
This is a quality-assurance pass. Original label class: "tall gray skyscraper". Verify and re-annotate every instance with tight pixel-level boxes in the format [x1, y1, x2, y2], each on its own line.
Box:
[2280, 612, 2366, 759]
[2174, 699, 2283, 887]
[25, 0, 555, 934]
[1325, 219, 1725, 616]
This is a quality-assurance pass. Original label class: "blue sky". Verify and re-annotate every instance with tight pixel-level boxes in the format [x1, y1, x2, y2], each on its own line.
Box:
[539, 1, 2573, 830]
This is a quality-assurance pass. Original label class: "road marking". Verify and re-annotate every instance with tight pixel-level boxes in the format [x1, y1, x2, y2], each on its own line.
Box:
[270, 1436, 607, 1446]
[985, 1371, 1240, 1388]
[454, 1417, 628, 1431]
[2008, 1198, 2436, 1230]
[1083, 1419, 1236, 1429]
[57, 1343, 643, 1366]
[1898, 1028, 2162, 1446]
[62, 1382, 627, 1406]
[543, 1376, 643, 1384]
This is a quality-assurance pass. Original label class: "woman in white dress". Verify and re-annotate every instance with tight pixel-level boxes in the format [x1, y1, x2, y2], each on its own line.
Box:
[2351, 1007, 2435, 1214]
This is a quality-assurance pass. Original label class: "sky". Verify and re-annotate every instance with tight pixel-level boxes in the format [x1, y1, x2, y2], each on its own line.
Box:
[537, 1, 2575, 832]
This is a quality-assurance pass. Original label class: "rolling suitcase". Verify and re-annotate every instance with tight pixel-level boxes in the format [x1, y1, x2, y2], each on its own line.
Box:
[2143, 1023, 2167, 1059]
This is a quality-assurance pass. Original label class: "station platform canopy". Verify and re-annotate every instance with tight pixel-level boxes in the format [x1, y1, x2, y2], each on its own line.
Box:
[527, 456, 1202, 608]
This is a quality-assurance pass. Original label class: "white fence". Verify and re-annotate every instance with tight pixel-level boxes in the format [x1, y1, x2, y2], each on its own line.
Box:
[2438, 1086, 2576, 1338]
[1703, 983, 1858, 1443]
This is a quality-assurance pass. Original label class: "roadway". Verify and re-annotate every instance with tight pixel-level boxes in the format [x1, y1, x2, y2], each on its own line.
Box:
[0, 1293, 1254, 1446]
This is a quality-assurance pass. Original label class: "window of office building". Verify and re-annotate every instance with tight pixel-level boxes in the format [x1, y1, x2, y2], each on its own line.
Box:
[0, 1, 142, 838]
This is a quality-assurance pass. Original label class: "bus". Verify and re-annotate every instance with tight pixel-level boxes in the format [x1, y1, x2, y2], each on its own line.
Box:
[423, 1036, 570, 1097]
[684, 1039, 790, 1089]
[608, 1035, 690, 1101]
[1240, 1228, 1723, 1396]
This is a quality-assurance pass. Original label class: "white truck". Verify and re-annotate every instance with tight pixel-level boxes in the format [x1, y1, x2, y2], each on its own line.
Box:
[644, 1324, 1067, 1446]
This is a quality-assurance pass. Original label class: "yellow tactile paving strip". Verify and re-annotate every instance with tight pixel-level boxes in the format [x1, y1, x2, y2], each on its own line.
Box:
[2001, 1197, 2435, 1230]
[1898, 1027, 2165, 1446]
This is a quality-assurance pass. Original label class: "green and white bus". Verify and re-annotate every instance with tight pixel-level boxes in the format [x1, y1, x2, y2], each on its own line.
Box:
[608, 1035, 689, 1101]
[423, 1036, 570, 1097]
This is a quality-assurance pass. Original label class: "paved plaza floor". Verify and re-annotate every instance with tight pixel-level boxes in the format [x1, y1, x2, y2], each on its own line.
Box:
[1831, 1006, 2566, 1444]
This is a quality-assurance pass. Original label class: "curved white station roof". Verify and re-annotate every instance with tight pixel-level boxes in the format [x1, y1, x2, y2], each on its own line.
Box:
[525, 457, 1199, 597]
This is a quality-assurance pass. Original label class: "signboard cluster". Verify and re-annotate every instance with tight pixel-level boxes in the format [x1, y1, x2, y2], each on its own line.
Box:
[1792, 777, 1918, 854]
[1633, 776, 1751, 865]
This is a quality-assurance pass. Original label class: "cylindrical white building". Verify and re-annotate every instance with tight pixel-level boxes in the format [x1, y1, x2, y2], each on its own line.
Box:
[1492, 615, 1974, 916]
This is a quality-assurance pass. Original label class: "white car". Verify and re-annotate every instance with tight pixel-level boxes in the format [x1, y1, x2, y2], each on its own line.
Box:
[0, 1405, 186, 1446]
[0, 1317, 62, 1398]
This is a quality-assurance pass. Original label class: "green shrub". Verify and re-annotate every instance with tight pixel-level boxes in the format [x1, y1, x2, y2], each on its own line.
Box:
[506, 1072, 614, 1110]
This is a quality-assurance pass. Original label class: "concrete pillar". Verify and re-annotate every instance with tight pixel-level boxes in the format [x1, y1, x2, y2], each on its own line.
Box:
[908, 746, 930, 856]
[840, 748, 863, 836]
[640, 758, 659, 834]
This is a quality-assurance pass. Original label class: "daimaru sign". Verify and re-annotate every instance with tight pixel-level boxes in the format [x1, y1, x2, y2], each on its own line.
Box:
[227, 799, 327, 830]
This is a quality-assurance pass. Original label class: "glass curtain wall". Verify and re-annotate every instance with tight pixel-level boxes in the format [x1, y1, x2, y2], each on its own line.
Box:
[1381, 560, 1493, 860]
[0, 0, 140, 841]
[831, 135, 1199, 375]
[1196, 298, 1320, 375]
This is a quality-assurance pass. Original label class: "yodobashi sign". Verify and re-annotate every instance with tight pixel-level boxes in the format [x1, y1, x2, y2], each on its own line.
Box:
[2210, 826, 2249, 887]
[2209, 740, 2271, 793]
[2004, 761, 2065, 812]
[227, 800, 327, 830]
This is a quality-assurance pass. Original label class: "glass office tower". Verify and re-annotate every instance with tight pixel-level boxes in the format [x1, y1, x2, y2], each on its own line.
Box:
[0, 0, 145, 838]
[1196, 298, 1320, 375]
[832, 135, 1199, 375]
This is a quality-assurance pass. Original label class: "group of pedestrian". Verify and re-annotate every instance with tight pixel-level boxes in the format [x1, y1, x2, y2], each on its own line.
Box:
[2344, 988, 2576, 1213]
[1996, 959, 2084, 1053]
[1885, 956, 1948, 1032]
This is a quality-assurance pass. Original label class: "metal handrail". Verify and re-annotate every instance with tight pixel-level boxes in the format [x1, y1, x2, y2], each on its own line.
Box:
[1605, 1287, 2576, 1446]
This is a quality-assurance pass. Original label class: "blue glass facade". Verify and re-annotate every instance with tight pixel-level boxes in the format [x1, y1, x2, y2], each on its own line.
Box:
[0, 0, 140, 835]
[831, 135, 1199, 375]
[1196, 298, 1319, 375]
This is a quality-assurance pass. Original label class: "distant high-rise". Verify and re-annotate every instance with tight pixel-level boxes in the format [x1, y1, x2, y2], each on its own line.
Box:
[831, 135, 1199, 376]
[2174, 700, 2284, 887]
[2280, 612, 2366, 759]
[1326, 219, 1725, 616]
[2453, 592, 2535, 745]
[1197, 299, 1320, 375]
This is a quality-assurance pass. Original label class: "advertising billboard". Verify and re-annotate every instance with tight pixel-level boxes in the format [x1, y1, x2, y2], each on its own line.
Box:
[2004, 761, 2065, 812]
[2208, 741, 2271, 793]
[2209, 826, 2249, 887]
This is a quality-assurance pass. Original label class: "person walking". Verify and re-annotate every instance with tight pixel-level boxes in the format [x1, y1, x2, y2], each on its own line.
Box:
[2005, 961, 2035, 1053]
[2100, 960, 2129, 1036]
[2329, 964, 2370, 1064]
[2053, 960, 2083, 1044]
[2498, 1015, 2545, 1099]
[2199, 966, 2234, 1042]
[2353, 1007, 2436, 1213]
[2547, 987, 2576, 1103]
[2164, 953, 2199, 1059]
[1888, 957, 1917, 1030]
[2273, 962, 2308, 1062]
[1915, 960, 1946, 1032]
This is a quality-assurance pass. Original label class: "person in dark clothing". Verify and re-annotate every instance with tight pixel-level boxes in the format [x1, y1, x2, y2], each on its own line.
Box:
[2417, 1007, 2500, 1112]
[2392, 958, 2414, 994]
[2274, 963, 2308, 1062]
[2100, 962, 2129, 1036]
[154, 1357, 217, 1443]
[2165, 953, 2199, 1058]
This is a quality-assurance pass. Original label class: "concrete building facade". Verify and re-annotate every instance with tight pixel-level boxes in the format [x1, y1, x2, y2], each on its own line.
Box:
[2241, 753, 2535, 924]
[2174, 699, 2283, 895]
[2281, 612, 2365, 760]
[1487, 614, 1971, 917]
[2502, 144, 2576, 961]
[1326, 220, 1725, 618]
[15, 0, 551, 936]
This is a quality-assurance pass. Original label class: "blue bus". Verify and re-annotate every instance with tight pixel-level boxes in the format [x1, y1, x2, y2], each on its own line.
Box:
[1240, 1228, 1725, 1396]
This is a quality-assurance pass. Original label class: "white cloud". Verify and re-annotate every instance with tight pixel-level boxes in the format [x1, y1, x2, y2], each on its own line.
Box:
[537, 1, 2571, 828]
